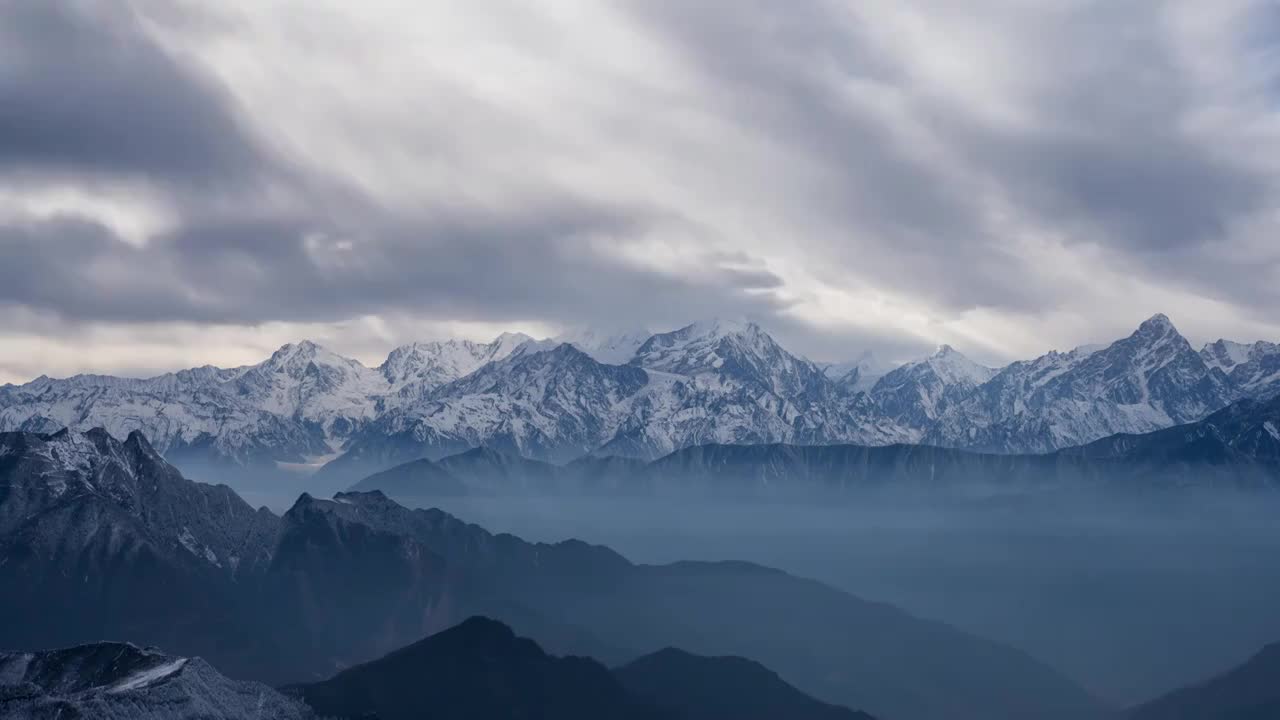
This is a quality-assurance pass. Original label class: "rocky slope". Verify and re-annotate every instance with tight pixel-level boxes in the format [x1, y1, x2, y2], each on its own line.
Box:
[925, 315, 1237, 453]
[0, 642, 310, 720]
[0, 429, 279, 670]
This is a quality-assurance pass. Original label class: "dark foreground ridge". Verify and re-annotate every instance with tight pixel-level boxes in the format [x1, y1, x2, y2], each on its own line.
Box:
[291, 616, 661, 720]
[0, 642, 310, 719]
[293, 616, 881, 720]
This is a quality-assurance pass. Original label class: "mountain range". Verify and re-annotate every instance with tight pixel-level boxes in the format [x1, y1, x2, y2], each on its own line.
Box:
[0, 427, 1108, 720]
[349, 392, 1280, 500]
[2, 315, 1278, 487]
[292, 616, 878, 720]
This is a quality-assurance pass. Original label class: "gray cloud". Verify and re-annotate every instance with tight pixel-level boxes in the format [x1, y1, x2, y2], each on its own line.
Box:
[0, 202, 789, 328]
[1, 0, 1279, 377]
[0, 2, 265, 187]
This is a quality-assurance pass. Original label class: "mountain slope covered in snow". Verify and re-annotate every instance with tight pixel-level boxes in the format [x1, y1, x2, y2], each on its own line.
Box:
[2, 316, 1277, 482]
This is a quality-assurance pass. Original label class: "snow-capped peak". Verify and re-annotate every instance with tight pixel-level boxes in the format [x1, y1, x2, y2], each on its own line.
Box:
[261, 340, 370, 374]
[380, 332, 540, 395]
[1135, 313, 1178, 339]
[684, 317, 756, 340]
[1069, 343, 1107, 358]
[917, 345, 996, 386]
[1201, 339, 1259, 372]
[824, 351, 893, 393]
[490, 332, 537, 358]
[232, 341, 387, 434]
[553, 327, 653, 365]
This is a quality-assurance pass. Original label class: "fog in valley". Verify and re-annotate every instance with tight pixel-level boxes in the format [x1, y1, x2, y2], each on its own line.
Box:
[241, 485, 1280, 708]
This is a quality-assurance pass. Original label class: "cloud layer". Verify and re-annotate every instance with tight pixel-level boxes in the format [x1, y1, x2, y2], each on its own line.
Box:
[2, 0, 1279, 381]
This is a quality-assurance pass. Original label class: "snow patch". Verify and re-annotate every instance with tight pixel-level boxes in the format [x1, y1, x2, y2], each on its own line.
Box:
[107, 658, 187, 693]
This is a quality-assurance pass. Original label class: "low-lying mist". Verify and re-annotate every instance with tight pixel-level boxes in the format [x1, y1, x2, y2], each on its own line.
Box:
[218, 462, 1280, 708]
[365, 490, 1278, 707]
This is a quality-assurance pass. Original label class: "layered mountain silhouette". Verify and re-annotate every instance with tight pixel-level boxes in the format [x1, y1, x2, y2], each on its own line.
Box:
[1129, 641, 1280, 720]
[351, 393, 1280, 500]
[0, 428, 1107, 720]
[4, 315, 1277, 483]
[616, 646, 877, 720]
[293, 617, 879, 720]
[0, 619, 879, 720]
[292, 616, 663, 720]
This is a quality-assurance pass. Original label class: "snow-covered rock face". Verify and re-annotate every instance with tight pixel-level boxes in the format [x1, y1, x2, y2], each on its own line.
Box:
[1201, 339, 1280, 400]
[631, 320, 830, 399]
[367, 343, 651, 463]
[925, 314, 1237, 452]
[0, 334, 536, 470]
[0, 643, 310, 720]
[229, 340, 388, 439]
[554, 327, 652, 365]
[380, 333, 534, 396]
[825, 351, 892, 394]
[0, 428, 278, 574]
[3, 316, 1278, 476]
[868, 345, 998, 428]
[326, 320, 904, 473]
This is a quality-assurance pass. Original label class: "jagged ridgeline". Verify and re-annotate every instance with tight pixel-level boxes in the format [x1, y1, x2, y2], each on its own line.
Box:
[348, 393, 1280, 500]
[1, 316, 1277, 488]
[0, 428, 1108, 720]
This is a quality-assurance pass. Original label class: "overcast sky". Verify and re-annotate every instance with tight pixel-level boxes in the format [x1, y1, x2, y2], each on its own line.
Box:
[2, 0, 1279, 382]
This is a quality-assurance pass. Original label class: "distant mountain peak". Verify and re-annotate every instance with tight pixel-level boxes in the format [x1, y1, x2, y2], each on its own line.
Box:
[917, 345, 995, 386]
[553, 326, 652, 364]
[271, 339, 322, 360]
[491, 331, 537, 351]
[1136, 313, 1178, 337]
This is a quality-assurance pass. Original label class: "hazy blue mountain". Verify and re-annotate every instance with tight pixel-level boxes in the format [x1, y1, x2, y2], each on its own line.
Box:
[273, 492, 1106, 720]
[0, 432, 1106, 720]
[348, 457, 468, 497]
[292, 617, 662, 720]
[293, 617, 879, 720]
[1129, 641, 1280, 720]
[616, 646, 876, 720]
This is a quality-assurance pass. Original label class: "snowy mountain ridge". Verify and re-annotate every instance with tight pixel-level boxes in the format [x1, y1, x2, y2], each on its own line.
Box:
[3, 316, 1279, 478]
